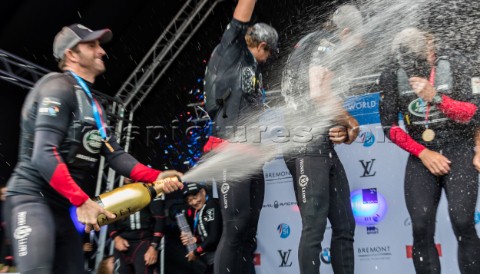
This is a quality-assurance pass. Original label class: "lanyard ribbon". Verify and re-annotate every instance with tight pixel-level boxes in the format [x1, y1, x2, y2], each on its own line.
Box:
[68, 71, 114, 152]
[193, 209, 199, 235]
[193, 196, 208, 235]
[424, 67, 436, 128]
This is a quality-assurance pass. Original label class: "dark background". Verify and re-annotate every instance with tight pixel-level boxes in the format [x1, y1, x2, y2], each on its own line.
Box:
[0, 0, 346, 183]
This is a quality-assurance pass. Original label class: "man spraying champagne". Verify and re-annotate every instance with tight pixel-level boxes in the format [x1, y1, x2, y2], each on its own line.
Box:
[4, 24, 183, 274]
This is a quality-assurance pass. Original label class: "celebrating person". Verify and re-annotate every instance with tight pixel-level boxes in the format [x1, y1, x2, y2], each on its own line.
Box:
[180, 183, 222, 274]
[4, 24, 183, 274]
[202, 0, 278, 273]
[380, 27, 480, 274]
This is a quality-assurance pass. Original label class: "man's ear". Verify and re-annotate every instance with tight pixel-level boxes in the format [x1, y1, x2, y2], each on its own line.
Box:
[340, 28, 351, 40]
[258, 41, 268, 51]
[64, 49, 78, 63]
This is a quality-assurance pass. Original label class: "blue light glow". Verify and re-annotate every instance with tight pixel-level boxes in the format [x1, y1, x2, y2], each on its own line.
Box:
[350, 188, 388, 226]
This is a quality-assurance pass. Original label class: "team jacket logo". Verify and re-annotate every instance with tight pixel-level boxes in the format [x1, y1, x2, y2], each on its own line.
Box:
[15, 211, 31, 257]
[221, 183, 230, 194]
[221, 182, 229, 209]
[204, 208, 215, 222]
[408, 98, 439, 118]
[278, 250, 293, 267]
[299, 158, 309, 203]
[298, 175, 309, 187]
[242, 67, 262, 95]
[360, 159, 376, 177]
[83, 130, 102, 153]
[299, 174, 309, 204]
[13, 225, 32, 240]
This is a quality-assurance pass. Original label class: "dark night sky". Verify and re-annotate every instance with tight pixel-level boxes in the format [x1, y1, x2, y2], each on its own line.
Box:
[0, 0, 344, 182]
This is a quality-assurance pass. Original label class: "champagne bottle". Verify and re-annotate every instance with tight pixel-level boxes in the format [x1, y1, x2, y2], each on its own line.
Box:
[94, 178, 173, 226]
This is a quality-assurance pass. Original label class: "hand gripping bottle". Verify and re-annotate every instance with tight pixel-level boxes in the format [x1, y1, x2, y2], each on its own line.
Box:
[94, 178, 175, 226]
[175, 212, 197, 252]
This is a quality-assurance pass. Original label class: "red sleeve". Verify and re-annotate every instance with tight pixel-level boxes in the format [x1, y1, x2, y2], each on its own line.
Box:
[437, 94, 477, 123]
[203, 136, 226, 153]
[389, 125, 426, 157]
[50, 148, 89, 206]
[129, 163, 161, 183]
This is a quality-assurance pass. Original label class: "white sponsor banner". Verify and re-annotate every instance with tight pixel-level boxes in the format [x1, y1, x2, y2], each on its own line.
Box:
[256, 155, 301, 273]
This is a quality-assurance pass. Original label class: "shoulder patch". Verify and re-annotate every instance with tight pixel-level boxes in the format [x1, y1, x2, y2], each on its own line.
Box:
[203, 208, 215, 222]
[38, 97, 62, 117]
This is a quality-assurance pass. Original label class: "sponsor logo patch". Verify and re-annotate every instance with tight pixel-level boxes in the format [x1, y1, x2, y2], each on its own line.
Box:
[39, 97, 62, 117]
[83, 130, 102, 154]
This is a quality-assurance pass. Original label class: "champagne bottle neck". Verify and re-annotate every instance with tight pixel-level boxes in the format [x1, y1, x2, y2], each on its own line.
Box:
[146, 184, 157, 199]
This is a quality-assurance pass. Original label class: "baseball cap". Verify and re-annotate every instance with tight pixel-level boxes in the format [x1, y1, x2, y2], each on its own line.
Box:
[182, 183, 202, 198]
[331, 5, 363, 33]
[391, 27, 428, 56]
[53, 24, 112, 60]
[249, 23, 279, 52]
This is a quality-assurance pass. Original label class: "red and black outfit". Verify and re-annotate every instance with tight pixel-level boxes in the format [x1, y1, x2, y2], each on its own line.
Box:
[109, 196, 165, 274]
[4, 72, 164, 274]
[380, 52, 480, 274]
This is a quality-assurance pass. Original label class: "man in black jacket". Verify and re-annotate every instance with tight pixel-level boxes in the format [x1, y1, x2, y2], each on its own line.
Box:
[202, 0, 277, 273]
[109, 178, 166, 274]
[180, 183, 222, 274]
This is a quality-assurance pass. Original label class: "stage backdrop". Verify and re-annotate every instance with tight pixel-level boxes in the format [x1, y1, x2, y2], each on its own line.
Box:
[255, 92, 480, 274]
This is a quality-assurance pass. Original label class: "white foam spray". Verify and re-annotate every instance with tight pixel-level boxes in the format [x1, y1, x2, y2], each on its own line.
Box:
[183, 0, 479, 183]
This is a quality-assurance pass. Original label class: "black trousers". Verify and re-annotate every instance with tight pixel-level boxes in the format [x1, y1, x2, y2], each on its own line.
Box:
[113, 238, 157, 274]
[405, 144, 480, 274]
[286, 152, 355, 274]
[214, 172, 264, 274]
[4, 195, 84, 274]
